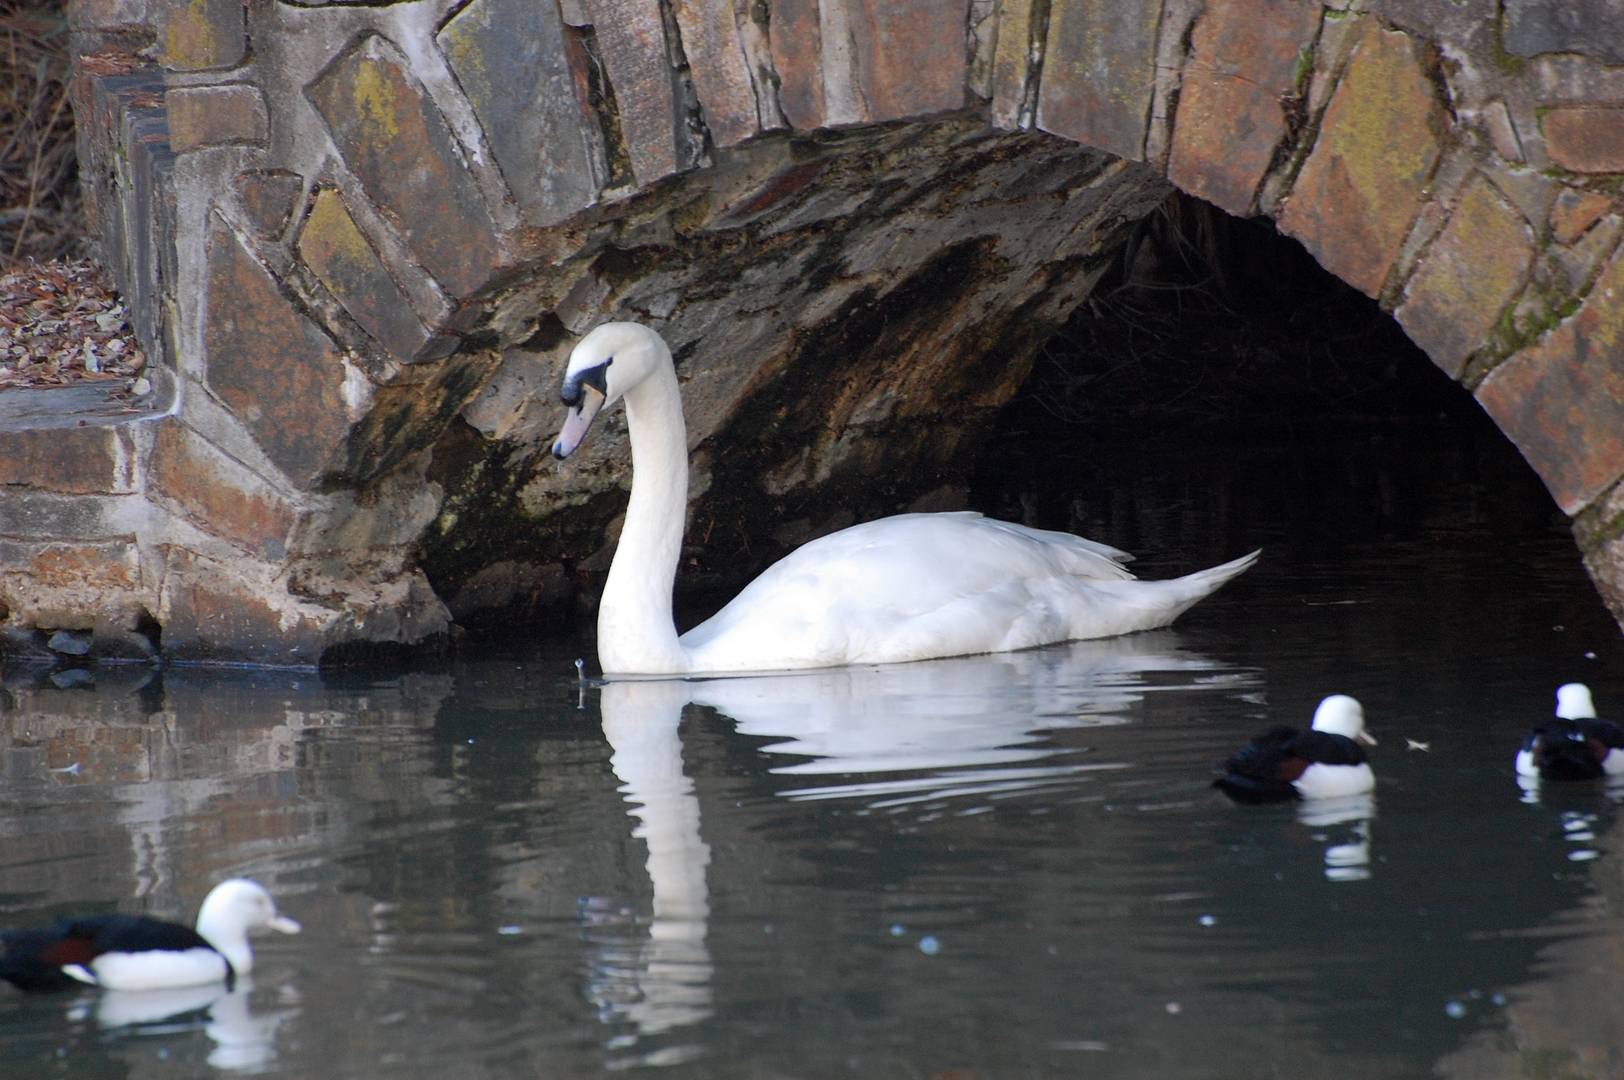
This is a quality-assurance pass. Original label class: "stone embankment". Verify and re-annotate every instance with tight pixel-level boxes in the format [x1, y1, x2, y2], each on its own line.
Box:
[2, 0, 1622, 665]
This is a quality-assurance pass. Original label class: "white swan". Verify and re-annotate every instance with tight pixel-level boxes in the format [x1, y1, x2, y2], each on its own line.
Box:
[551, 322, 1259, 676]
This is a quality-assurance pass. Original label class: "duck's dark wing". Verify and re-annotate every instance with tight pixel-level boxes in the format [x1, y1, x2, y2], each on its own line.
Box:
[1576, 717, 1624, 752]
[0, 924, 99, 992]
[1214, 726, 1369, 803]
[1526, 718, 1608, 781]
[1214, 726, 1308, 803]
[69, 914, 212, 955]
[1290, 729, 1369, 767]
[0, 915, 212, 993]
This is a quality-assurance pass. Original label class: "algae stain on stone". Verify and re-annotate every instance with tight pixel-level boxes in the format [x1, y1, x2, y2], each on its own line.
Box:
[353, 59, 404, 143]
[163, 0, 219, 70]
[302, 190, 375, 278]
[1334, 32, 1439, 201]
[438, 4, 492, 94]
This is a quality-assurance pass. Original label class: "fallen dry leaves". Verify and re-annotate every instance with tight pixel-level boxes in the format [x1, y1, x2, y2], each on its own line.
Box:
[0, 257, 147, 391]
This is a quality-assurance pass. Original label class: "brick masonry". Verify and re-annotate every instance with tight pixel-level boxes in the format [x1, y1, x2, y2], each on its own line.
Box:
[165, 83, 268, 152]
[9, 0, 1624, 664]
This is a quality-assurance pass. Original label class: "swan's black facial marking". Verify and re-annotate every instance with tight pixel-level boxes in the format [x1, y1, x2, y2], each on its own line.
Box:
[561, 357, 612, 406]
[553, 357, 612, 460]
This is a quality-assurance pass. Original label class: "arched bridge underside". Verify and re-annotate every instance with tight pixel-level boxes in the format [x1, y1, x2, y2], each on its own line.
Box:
[5, 0, 1624, 665]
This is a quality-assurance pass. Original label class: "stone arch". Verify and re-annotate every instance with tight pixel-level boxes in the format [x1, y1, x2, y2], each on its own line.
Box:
[8, 0, 1622, 664]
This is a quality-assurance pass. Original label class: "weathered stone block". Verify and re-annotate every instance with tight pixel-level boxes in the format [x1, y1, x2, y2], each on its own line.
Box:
[584, 0, 681, 183]
[989, 0, 1038, 129]
[1277, 21, 1444, 297]
[848, 1, 969, 123]
[159, 551, 325, 666]
[233, 170, 303, 239]
[202, 213, 352, 490]
[1037, 1, 1162, 161]
[5, 491, 127, 541]
[70, 0, 147, 30]
[1504, 1, 1624, 66]
[157, 0, 245, 71]
[438, 0, 601, 225]
[1395, 178, 1534, 378]
[672, 0, 760, 146]
[166, 83, 268, 153]
[1542, 108, 1624, 175]
[1584, 533, 1624, 631]
[0, 428, 133, 494]
[1480, 100, 1524, 163]
[149, 420, 299, 558]
[79, 68, 174, 362]
[297, 188, 432, 361]
[705, 159, 831, 230]
[307, 34, 503, 298]
[0, 540, 140, 593]
[1476, 244, 1624, 515]
[1167, 0, 1321, 216]
[769, 0, 825, 129]
[1550, 188, 1615, 245]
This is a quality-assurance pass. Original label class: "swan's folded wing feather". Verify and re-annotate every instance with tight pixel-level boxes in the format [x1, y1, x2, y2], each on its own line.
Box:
[679, 513, 1142, 670]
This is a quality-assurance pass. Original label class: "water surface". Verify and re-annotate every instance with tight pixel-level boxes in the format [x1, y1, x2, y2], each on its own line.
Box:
[2, 423, 1622, 1079]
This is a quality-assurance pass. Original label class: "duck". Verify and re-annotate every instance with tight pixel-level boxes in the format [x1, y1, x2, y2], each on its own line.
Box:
[1214, 694, 1377, 803]
[0, 879, 299, 993]
[1515, 682, 1624, 782]
[550, 321, 1260, 675]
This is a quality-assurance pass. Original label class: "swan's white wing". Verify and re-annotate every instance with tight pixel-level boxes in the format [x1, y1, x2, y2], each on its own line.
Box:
[679, 513, 1157, 671]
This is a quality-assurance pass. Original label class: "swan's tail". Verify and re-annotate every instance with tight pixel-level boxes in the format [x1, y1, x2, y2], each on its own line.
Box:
[1077, 549, 1260, 637]
[1160, 549, 1260, 614]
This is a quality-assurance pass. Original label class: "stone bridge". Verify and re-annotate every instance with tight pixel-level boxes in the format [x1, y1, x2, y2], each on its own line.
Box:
[3, 0, 1623, 665]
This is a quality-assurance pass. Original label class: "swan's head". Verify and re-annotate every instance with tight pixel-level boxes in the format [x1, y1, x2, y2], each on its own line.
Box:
[1556, 682, 1596, 720]
[1311, 694, 1375, 745]
[552, 322, 668, 459]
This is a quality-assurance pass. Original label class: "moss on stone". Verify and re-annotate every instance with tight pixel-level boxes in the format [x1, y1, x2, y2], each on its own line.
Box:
[162, 0, 217, 70]
[1291, 41, 1316, 95]
[352, 59, 404, 142]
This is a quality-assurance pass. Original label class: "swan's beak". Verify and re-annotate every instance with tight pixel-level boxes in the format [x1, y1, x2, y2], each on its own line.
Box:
[552, 384, 605, 459]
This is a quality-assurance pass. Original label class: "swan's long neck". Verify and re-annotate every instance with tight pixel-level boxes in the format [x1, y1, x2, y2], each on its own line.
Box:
[598, 356, 690, 674]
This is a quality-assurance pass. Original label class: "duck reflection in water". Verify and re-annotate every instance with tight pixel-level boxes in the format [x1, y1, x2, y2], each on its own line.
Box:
[68, 981, 298, 1072]
[1296, 794, 1376, 883]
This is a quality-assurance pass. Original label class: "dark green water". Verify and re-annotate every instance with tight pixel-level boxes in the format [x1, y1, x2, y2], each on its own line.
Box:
[1, 420, 1622, 1079]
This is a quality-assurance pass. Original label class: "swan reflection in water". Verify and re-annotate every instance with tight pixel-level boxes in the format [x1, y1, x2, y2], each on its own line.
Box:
[588, 634, 1253, 1059]
[589, 677, 714, 1068]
